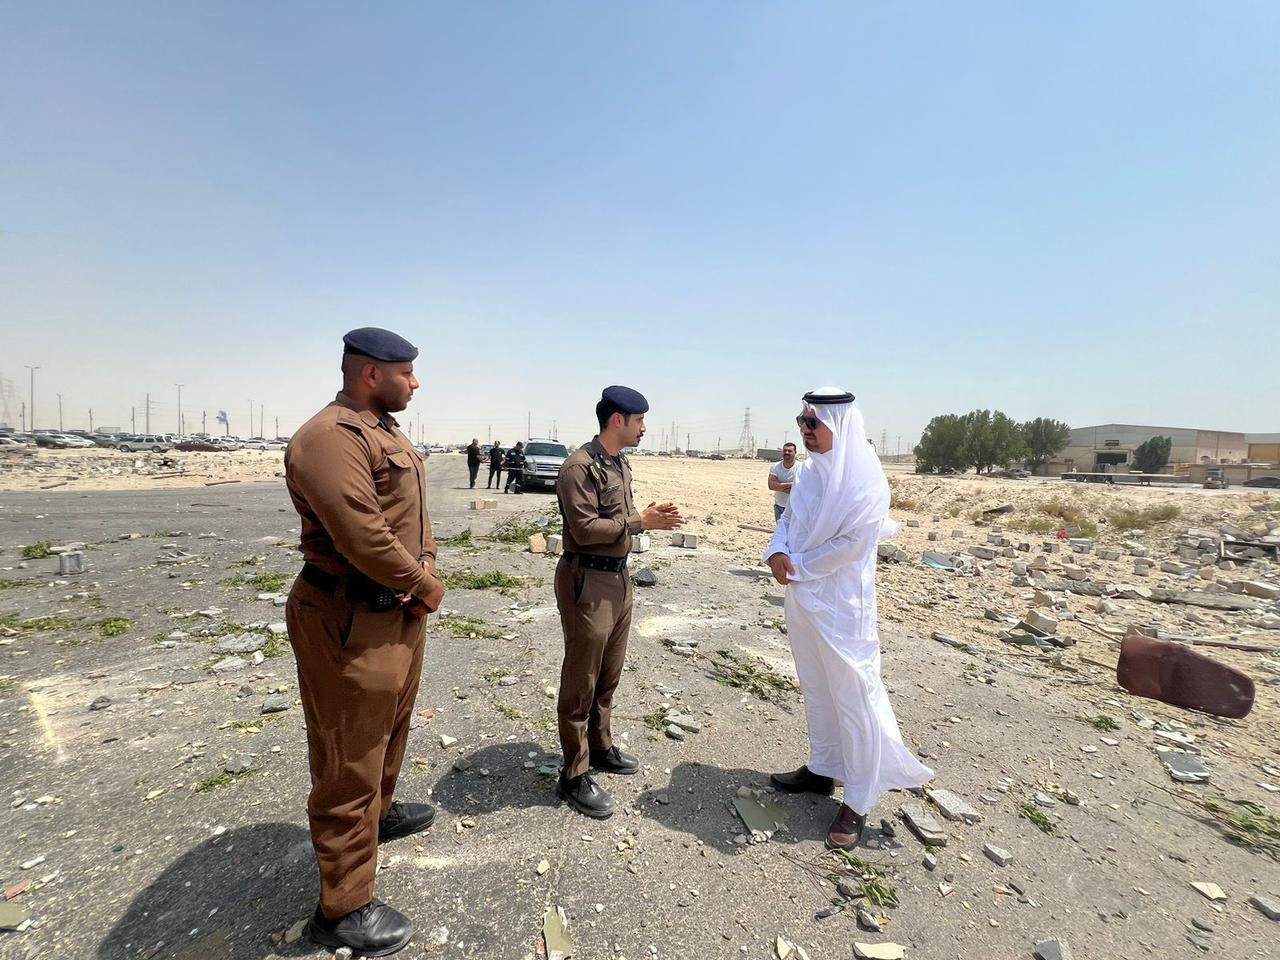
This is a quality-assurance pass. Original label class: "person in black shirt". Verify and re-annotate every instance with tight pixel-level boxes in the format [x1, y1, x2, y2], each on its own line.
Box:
[503, 442, 526, 494]
[487, 442, 503, 489]
[466, 438, 482, 488]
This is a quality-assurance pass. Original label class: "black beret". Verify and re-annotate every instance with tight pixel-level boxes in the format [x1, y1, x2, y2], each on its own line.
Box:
[601, 385, 649, 414]
[342, 327, 419, 362]
[802, 387, 855, 405]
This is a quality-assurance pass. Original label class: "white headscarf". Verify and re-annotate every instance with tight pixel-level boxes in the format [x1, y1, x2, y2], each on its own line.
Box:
[785, 387, 899, 554]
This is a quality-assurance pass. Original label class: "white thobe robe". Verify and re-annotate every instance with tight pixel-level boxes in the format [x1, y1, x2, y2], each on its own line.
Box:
[765, 510, 934, 814]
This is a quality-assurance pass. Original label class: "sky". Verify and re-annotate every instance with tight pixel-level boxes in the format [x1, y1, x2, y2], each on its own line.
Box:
[2, 2, 1277, 450]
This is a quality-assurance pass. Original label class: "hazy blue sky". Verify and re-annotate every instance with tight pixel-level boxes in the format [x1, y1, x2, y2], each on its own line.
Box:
[2, 2, 1277, 449]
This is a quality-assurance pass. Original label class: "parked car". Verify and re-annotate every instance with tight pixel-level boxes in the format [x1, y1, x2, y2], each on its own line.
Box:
[521, 439, 570, 490]
[116, 434, 172, 453]
[210, 436, 242, 450]
[1243, 476, 1280, 489]
[242, 438, 286, 450]
[175, 439, 222, 452]
[0, 436, 27, 447]
[33, 433, 72, 448]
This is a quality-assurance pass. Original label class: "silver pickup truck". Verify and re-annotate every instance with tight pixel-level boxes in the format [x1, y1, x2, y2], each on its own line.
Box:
[520, 439, 569, 490]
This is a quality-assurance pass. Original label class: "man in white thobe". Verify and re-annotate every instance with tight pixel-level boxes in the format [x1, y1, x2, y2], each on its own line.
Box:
[764, 387, 933, 849]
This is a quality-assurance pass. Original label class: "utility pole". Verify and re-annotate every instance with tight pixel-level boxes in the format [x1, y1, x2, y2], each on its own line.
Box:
[202, 411, 207, 435]
[553, 419, 557, 441]
[248, 401, 254, 439]
[687, 432, 690, 452]
[259, 406, 264, 439]
[896, 435, 901, 458]
[57, 393, 63, 431]
[275, 416, 279, 439]
[25, 366, 38, 430]
[131, 408, 136, 432]
[145, 393, 151, 433]
[20, 401, 26, 432]
[89, 408, 94, 432]
[175, 384, 183, 439]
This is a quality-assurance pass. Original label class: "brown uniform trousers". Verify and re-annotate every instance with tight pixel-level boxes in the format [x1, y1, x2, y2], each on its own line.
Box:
[555, 438, 643, 778]
[284, 393, 438, 919]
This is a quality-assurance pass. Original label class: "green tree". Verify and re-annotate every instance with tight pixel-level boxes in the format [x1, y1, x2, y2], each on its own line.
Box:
[1132, 436, 1172, 473]
[914, 414, 970, 473]
[960, 409, 1026, 474]
[1021, 418, 1071, 474]
[991, 411, 1027, 469]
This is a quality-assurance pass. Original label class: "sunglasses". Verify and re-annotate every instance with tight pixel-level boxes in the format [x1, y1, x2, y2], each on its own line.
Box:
[795, 415, 820, 430]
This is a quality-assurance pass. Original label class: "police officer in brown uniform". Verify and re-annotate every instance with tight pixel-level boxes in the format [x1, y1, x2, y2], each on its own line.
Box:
[285, 327, 446, 957]
[555, 386, 683, 818]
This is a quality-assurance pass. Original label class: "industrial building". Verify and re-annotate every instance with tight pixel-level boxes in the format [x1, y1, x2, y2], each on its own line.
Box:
[1049, 424, 1248, 475]
[1246, 434, 1280, 466]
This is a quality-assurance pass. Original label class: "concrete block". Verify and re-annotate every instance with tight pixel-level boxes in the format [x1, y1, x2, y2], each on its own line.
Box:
[528, 533, 547, 554]
[971, 545, 998, 560]
[681, 534, 699, 549]
[926, 788, 983, 824]
[1042, 542, 1059, 554]
[630, 534, 651, 553]
[546, 534, 563, 555]
[1062, 564, 1088, 581]
[470, 499, 498, 511]
[671, 533, 686, 547]
[927, 532, 941, 542]
[983, 843, 1013, 867]
[1160, 561, 1187, 574]
[58, 551, 85, 576]
[1097, 547, 1121, 561]
[1023, 610, 1059, 634]
[1234, 580, 1280, 600]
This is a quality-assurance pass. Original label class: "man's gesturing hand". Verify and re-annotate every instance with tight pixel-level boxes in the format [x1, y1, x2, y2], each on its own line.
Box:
[766, 551, 795, 586]
[641, 502, 683, 531]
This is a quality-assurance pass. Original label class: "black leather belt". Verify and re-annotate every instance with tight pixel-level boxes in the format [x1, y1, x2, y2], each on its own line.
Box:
[301, 563, 401, 611]
[563, 551, 627, 573]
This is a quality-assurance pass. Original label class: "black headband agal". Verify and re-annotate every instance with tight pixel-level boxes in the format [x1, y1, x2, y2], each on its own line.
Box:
[802, 389, 854, 405]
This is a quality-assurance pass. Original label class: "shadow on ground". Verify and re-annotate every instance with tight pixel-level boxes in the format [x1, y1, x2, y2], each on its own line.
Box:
[429, 741, 564, 817]
[98, 822, 316, 960]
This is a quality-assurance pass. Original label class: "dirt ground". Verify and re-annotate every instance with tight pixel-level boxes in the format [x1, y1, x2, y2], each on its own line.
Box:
[1, 454, 1278, 960]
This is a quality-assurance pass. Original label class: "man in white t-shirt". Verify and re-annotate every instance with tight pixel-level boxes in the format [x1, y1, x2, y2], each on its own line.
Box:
[767, 442, 798, 522]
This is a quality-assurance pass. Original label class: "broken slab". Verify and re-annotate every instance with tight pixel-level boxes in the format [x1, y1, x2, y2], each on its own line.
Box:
[853, 943, 905, 960]
[1190, 881, 1226, 902]
[469, 498, 498, 511]
[1249, 894, 1280, 921]
[733, 793, 789, 841]
[1033, 941, 1073, 960]
[630, 533, 650, 553]
[900, 801, 948, 846]
[1158, 748, 1210, 783]
[528, 533, 547, 554]
[983, 843, 1013, 866]
[925, 788, 983, 824]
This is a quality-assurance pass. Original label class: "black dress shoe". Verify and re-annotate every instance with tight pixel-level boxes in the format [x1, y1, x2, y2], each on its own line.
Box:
[307, 899, 414, 957]
[556, 772, 616, 818]
[378, 800, 436, 843]
[825, 803, 867, 851]
[590, 745, 640, 775]
[769, 764, 836, 796]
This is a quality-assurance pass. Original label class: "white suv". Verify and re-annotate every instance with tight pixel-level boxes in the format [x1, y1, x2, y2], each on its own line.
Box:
[117, 434, 172, 453]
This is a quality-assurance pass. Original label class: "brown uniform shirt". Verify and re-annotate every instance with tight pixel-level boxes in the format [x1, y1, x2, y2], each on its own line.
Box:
[285, 392, 438, 600]
[558, 437, 643, 558]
